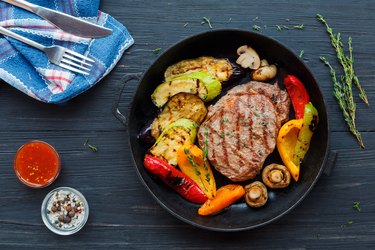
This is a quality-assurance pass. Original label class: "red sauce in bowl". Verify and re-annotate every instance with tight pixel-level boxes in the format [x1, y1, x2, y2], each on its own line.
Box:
[14, 141, 61, 188]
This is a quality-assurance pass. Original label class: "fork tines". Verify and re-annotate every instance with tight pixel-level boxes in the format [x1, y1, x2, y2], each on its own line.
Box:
[59, 49, 95, 75]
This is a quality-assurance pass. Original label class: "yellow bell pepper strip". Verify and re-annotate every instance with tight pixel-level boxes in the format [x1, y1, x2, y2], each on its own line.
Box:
[198, 184, 245, 216]
[177, 145, 216, 199]
[293, 102, 319, 165]
[277, 119, 303, 181]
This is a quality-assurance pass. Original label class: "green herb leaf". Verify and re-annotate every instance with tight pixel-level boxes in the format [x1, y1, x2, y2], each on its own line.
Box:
[84, 139, 98, 152]
[294, 24, 304, 29]
[353, 201, 361, 212]
[193, 167, 201, 176]
[184, 148, 190, 155]
[341, 220, 353, 229]
[152, 48, 161, 54]
[205, 173, 211, 182]
[299, 50, 305, 58]
[201, 17, 212, 29]
[187, 155, 196, 167]
[252, 24, 261, 31]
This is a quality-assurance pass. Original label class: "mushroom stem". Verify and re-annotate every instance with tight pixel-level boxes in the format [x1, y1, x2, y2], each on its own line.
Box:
[270, 170, 283, 183]
[249, 187, 261, 200]
[262, 164, 291, 189]
[244, 181, 268, 208]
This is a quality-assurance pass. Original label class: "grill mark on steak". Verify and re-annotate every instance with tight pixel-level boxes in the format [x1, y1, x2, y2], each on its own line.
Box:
[219, 108, 229, 168]
[226, 81, 290, 125]
[260, 99, 269, 152]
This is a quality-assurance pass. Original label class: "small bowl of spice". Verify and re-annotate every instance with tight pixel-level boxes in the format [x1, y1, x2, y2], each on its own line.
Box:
[41, 187, 89, 235]
[14, 140, 61, 188]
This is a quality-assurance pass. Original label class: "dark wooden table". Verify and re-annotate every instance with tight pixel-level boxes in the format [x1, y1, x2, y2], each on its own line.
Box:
[1, 0, 374, 249]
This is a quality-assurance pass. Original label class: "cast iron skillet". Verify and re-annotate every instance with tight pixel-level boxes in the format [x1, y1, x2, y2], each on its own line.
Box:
[113, 29, 332, 231]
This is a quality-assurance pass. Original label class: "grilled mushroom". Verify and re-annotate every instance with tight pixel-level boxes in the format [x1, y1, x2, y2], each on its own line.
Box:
[251, 59, 277, 81]
[236, 45, 260, 69]
[262, 163, 291, 189]
[244, 181, 268, 208]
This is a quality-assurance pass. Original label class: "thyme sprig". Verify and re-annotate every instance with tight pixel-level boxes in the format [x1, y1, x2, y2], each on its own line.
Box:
[275, 24, 304, 31]
[317, 14, 368, 148]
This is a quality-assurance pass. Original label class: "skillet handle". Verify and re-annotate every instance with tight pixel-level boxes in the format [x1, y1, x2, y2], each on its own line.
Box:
[112, 73, 142, 126]
[323, 150, 338, 176]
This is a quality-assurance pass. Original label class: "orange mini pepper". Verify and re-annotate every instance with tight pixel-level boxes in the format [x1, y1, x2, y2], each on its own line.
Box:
[198, 184, 245, 216]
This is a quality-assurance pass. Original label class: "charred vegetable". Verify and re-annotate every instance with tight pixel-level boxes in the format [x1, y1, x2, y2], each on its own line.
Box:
[251, 59, 277, 81]
[262, 164, 291, 189]
[293, 102, 319, 165]
[244, 181, 268, 208]
[164, 56, 235, 82]
[224, 61, 245, 85]
[151, 93, 207, 139]
[284, 74, 310, 119]
[198, 184, 245, 216]
[138, 120, 156, 145]
[177, 145, 216, 199]
[149, 118, 199, 166]
[144, 155, 207, 204]
[151, 71, 222, 108]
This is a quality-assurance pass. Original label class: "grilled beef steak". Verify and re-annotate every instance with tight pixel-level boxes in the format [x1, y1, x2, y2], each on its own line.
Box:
[198, 81, 290, 182]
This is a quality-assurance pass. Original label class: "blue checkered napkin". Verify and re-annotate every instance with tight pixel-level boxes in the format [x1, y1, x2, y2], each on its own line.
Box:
[0, 0, 134, 103]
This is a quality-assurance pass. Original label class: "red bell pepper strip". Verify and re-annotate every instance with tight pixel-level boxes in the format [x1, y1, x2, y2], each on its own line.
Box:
[144, 155, 208, 204]
[284, 75, 310, 119]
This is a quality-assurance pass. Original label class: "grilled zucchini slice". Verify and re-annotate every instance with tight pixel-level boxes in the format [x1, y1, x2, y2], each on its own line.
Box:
[151, 93, 207, 139]
[149, 118, 199, 166]
[151, 71, 221, 108]
[164, 56, 233, 82]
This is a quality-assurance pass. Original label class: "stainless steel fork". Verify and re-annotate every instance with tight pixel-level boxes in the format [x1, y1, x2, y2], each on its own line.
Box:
[0, 26, 94, 75]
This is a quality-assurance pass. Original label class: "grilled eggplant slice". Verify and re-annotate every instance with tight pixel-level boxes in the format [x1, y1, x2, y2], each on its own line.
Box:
[164, 56, 234, 82]
[151, 93, 207, 139]
[151, 71, 221, 108]
[149, 118, 199, 166]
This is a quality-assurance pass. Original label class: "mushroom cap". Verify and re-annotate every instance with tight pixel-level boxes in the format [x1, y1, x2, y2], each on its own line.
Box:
[262, 163, 291, 189]
[251, 64, 277, 82]
[236, 45, 260, 69]
[244, 181, 268, 208]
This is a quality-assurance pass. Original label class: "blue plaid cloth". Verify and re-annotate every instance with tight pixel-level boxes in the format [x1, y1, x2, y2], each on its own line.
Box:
[0, 0, 134, 103]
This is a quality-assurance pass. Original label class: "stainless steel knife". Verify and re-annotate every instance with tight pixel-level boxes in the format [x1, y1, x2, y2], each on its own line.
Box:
[1, 0, 112, 38]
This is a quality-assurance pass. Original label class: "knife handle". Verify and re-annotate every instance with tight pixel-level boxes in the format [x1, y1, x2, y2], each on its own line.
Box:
[1, 0, 37, 12]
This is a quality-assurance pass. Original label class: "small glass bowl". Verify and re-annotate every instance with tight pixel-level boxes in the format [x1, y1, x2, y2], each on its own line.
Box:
[41, 187, 89, 235]
[14, 140, 61, 188]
